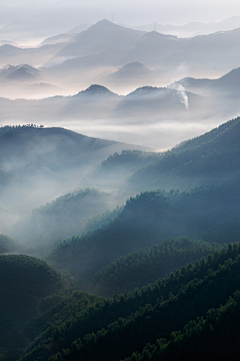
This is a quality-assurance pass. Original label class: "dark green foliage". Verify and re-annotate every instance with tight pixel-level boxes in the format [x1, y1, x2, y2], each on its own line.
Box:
[20, 242, 240, 361]
[19, 290, 105, 361]
[48, 176, 240, 283]
[0, 256, 63, 356]
[0, 234, 24, 254]
[93, 237, 221, 296]
[45, 244, 240, 361]
[0, 291, 36, 348]
[0, 348, 22, 361]
[101, 150, 161, 170]
[0, 255, 64, 296]
[92, 150, 163, 183]
[123, 290, 240, 361]
[202, 214, 240, 244]
[130, 116, 240, 190]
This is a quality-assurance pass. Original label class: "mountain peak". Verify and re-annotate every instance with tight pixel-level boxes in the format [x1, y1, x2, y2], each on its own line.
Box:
[75, 84, 118, 98]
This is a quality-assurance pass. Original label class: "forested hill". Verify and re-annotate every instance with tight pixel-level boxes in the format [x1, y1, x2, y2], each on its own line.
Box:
[93, 237, 221, 297]
[10, 188, 117, 251]
[0, 255, 64, 356]
[0, 234, 24, 254]
[129, 116, 240, 190]
[48, 174, 240, 284]
[0, 125, 147, 172]
[89, 150, 163, 185]
[20, 243, 240, 361]
[0, 255, 64, 296]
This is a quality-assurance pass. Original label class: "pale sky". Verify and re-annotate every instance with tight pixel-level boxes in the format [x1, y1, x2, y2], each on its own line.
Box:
[1, 0, 240, 25]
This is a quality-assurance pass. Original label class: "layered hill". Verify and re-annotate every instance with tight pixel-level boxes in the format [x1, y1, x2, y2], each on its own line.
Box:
[19, 243, 240, 361]
[88, 150, 163, 186]
[48, 174, 240, 285]
[0, 255, 64, 354]
[129, 116, 240, 191]
[0, 84, 204, 125]
[0, 234, 24, 254]
[10, 188, 119, 251]
[0, 125, 147, 228]
[171, 66, 240, 96]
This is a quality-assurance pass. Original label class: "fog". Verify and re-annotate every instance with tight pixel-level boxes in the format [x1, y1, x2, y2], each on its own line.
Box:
[0, 6, 240, 261]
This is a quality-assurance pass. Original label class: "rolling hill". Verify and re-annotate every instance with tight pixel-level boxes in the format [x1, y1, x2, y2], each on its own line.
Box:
[129, 116, 240, 190]
[10, 188, 119, 252]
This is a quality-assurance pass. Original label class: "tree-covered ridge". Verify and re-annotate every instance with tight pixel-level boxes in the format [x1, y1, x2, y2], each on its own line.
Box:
[0, 255, 64, 296]
[93, 237, 221, 297]
[101, 150, 162, 169]
[20, 242, 240, 361]
[0, 234, 24, 254]
[0, 125, 146, 169]
[11, 188, 115, 251]
[130, 116, 240, 189]
[123, 290, 240, 361]
[90, 150, 163, 183]
[48, 176, 240, 283]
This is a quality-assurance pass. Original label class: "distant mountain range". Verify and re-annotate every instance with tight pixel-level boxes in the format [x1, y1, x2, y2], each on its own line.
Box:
[170, 67, 240, 96]
[125, 16, 240, 37]
[2, 19, 240, 82]
[1, 62, 240, 121]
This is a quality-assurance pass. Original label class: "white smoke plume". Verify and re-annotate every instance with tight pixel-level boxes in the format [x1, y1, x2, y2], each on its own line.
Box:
[176, 84, 189, 110]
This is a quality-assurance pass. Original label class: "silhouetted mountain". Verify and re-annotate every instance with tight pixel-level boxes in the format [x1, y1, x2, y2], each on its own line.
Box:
[124, 27, 240, 74]
[127, 16, 240, 37]
[109, 62, 151, 80]
[59, 19, 146, 57]
[114, 86, 202, 117]
[61, 84, 121, 118]
[0, 64, 40, 82]
[171, 67, 240, 96]
[40, 34, 73, 46]
[67, 23, 91, 34]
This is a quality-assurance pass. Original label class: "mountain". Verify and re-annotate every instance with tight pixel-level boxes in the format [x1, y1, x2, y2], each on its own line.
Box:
[129, 116, 240, 190]
[58, 19, 146, 57]
[170, 67, 240, 96]
[88, 150, 163, 187]
[108, 62, 151, 81]
[19, 243, 240, 361]
[61, 84, 121, 118]
[48, 174, 240, 286]
[0, 84, 203, 123]
[93, 237, 220, 297]
[67, 23, 91, 34]
[45, 117, 240, 283]
[114, 86, 203, 119]
[104, 61, 162, 92]
[123, 28, 240, 76]
[40, 33, 73, 46]
[0, 125, 148, 228]
[0, 254, 64, 354]
[0, 43, 66, 68]
[10, 188, 119, 252]
[0, 234, 24, 254]
[0, 64, 40, 82]
[38, 22, 240, 94]
[127, 16, 240, 37]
